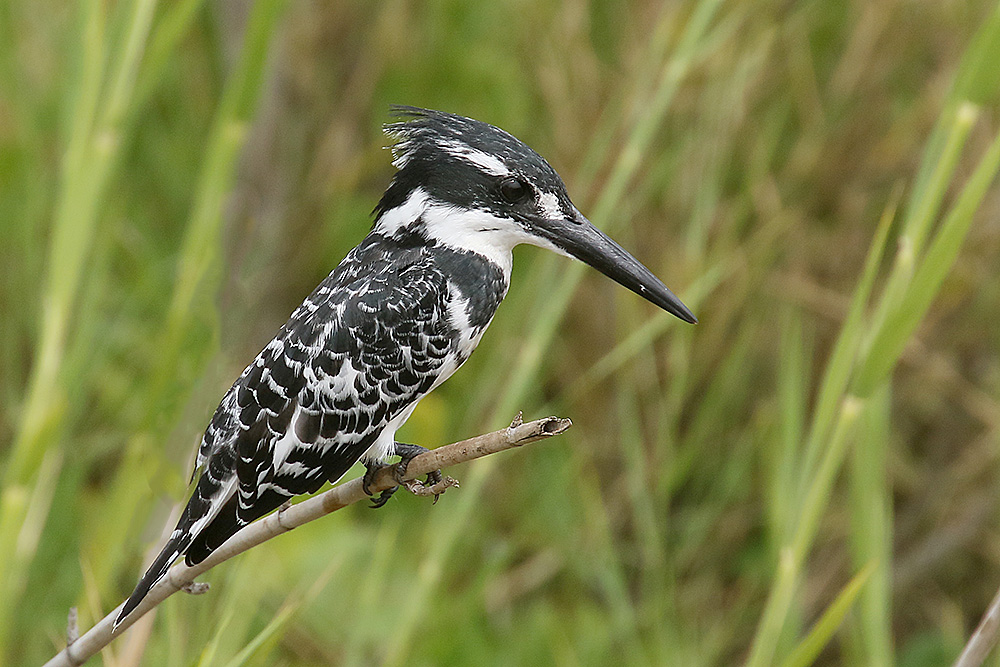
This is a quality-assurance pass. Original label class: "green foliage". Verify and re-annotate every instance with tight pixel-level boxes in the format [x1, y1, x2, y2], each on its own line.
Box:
[2, 0, 1000, 664]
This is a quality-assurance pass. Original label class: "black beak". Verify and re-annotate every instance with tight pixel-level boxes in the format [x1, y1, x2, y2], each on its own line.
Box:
[539, 208, 697, 324]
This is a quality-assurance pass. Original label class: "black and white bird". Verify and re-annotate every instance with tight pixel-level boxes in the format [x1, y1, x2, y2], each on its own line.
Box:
[116, 107, 695, 627]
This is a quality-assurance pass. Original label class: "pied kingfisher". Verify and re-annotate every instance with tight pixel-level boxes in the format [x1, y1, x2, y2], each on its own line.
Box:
[116, 107, 695, 627]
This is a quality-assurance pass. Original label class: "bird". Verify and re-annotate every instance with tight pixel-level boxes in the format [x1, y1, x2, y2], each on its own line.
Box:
[115, 106, 696, 628]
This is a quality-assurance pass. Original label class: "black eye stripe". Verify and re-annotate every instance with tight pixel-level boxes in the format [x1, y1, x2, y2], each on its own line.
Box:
[499, 177, 530, 204]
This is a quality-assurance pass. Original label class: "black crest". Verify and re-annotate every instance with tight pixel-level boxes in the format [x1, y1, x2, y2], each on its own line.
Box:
[373, 106, 566, 220]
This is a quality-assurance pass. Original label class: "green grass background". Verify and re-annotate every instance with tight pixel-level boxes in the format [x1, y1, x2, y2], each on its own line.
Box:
[3, 0, 1000, 664]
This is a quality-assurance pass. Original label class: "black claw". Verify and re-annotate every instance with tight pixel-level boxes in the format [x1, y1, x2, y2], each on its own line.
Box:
[362, 461, 380, 497]
[369, 485, 398, 509]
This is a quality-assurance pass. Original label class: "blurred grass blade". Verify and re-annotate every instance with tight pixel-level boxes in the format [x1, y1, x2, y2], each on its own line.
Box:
[949, 2, 1000, 106]
[901, 104, 977, 256]
[1, 448, 63, 629]
[748, 397, 862, 667]
[221, 602, 297, 667]
[149, 0, 289, 411]
[847, 387, 893, 666]
[0, 0, 157, 654]
[134, 0, 208, 105]
[797, 184, 898, 493]
[567, 260, 724, 398]
[780, 561, 877, 667]
[7, 0, 158, 484]
[195, 605, 236, 667]
[3, 0, 104, 486]
[770, 310, 808, 544]
[855, 114, 1000, 396]
[911, 2, 1000, 198]
[861, 105, 977, 357]
[343, 521, 400, 664]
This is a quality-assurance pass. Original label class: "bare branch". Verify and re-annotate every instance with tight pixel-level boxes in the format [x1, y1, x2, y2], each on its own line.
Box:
[45, 414, 572, 667]
[953, 583, 1000, 667]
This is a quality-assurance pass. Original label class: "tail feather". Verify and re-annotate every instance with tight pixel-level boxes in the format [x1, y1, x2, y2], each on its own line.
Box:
[117, 454, 337, 626]
[185, 487, 290, 565]
[114, 530, 192, 629]
[116, 472, 234, 629]
[186, 455, 354, 565]
[185, 494, 241, 566]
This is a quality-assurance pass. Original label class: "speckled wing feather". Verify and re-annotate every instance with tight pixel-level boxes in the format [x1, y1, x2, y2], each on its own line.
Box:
[188, 237, 460, 559]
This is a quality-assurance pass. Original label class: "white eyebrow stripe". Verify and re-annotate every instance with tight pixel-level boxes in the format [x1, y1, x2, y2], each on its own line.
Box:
[439, 139, 510, 176]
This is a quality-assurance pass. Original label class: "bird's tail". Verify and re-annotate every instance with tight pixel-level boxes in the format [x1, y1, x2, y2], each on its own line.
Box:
[114, 526, 194, 629]
[115, 471, 234, 630]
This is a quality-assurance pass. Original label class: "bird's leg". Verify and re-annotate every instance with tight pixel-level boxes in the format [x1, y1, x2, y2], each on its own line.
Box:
[362, 443, 444, 509]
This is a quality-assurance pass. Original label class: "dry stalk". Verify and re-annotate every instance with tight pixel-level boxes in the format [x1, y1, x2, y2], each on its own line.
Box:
[953, 584, 1000, 667]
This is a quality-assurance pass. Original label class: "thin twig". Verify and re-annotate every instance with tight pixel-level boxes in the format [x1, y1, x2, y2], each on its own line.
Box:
[45, 414, 572, 667]
[953, 583, 1000, 667]
[66, 607, 78, 646]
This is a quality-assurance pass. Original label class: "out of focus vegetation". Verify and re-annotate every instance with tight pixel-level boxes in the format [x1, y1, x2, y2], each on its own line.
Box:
[3, 0, 1000, 665]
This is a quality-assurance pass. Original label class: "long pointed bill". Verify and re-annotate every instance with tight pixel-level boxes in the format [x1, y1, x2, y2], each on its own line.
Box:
[540, 209, 697, 323]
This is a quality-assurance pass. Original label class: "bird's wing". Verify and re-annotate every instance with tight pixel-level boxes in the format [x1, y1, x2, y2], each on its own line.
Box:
[194, 252, 457, 539]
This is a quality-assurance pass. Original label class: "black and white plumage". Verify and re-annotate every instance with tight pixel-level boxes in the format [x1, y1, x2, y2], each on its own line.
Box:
[116, 107, 695, 627]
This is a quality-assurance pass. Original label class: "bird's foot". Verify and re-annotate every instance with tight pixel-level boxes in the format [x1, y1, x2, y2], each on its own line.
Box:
[362, 461, 394, 507]
[362, 443, 452, 508]
[401, 474, 459, 502]
[393, 443, 457, 505]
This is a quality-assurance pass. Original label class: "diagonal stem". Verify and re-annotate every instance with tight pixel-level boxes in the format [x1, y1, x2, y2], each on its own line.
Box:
[952, 584, 1000, 667]
[44, 414, 572, 667]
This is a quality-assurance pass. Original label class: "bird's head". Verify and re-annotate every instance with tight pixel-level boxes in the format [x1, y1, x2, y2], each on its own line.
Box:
[373, 107, 696, 324]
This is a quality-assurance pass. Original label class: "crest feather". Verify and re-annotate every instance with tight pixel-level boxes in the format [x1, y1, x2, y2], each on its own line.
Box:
[382, 106, 479, 169]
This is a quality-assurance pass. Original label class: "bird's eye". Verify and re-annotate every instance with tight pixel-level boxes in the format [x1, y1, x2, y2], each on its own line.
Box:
[499, 177, 530, 204]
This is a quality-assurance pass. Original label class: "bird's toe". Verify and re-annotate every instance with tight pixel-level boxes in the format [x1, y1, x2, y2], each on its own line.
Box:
[369, 485, 398, 509]
[361, 461, 380, 497]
